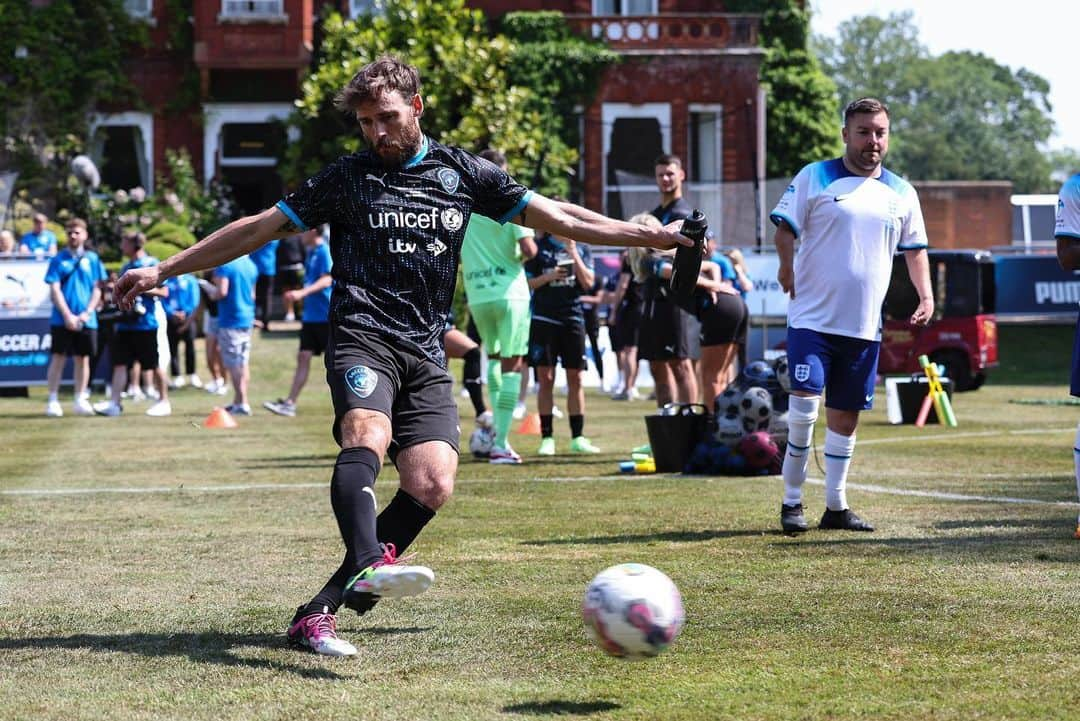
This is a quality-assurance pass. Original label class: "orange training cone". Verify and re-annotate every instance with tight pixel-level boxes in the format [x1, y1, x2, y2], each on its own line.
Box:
[517, 412, 541, 435]
[203, 406, 238, 429]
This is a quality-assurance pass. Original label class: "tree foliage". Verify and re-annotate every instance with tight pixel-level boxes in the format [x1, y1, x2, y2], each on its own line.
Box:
[726, 0, 842, 178]
[0, 0, 147, 204]
[816, 12, 1058, 192]
[281, 1, 615, 198]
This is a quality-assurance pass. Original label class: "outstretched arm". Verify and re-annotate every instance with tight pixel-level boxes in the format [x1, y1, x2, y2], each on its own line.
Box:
[513, 194, 689, 250]
[114, 206, 292, 308]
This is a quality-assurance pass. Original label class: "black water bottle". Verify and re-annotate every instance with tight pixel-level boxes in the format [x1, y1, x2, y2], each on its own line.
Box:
[668, 209, 708, 302]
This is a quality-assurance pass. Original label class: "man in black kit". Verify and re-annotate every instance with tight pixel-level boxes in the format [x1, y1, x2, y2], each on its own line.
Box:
[115, 56, 688, 657]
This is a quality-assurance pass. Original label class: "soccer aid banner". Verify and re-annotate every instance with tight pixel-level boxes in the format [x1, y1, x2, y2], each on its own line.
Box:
[994, 255, 1080, 320]
[0, 257, 57, 386]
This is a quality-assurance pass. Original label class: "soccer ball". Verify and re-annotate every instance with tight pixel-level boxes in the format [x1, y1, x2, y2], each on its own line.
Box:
[740, 386, 773, 432]
[714, 385, 743, 418]
[768, 411, 789, 446]
[582, 563, 685, 660]
[468, 426, 495, 459]
[772, 354, 792, 393]
[737, 431, 780, 470]
[741, 360, 776, 387]
[713, 413, 745, 448]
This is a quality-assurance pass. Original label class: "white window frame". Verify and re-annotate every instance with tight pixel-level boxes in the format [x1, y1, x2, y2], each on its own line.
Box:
[349, 0, 386, 19]
[592, 0, 658, 15]
[203, 103, 298, 187]
[88, 112, 155, 193]
[123, 0, 154, 21]
[601, 102, 670, 218]
[687, 103, 724, 246]
[219, 0, 286, 23]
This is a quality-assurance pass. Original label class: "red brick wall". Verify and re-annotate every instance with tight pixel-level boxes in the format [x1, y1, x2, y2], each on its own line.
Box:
[912, 181, 1013, 250]
[582, 55, 761, 211]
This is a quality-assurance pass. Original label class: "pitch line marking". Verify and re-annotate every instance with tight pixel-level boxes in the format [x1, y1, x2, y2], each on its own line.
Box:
[3, 474, 1077, 508]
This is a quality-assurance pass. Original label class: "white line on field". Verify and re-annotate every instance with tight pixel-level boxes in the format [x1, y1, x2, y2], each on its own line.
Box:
[856, 426, 1076, 446]
[3, 472, 1077, 508]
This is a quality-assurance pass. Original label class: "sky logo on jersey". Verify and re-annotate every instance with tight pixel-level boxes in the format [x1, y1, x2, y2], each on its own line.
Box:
[345, 365, 378, 398]
[437, 168, 460, 194]
[426, 240, 448, 257]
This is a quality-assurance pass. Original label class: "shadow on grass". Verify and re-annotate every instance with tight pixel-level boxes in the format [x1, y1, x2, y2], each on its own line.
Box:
[0, 626, 427, 679]
[503, 700, 621, 716]
[770, 526, 1079, 561]
[523, 529, 766, 546]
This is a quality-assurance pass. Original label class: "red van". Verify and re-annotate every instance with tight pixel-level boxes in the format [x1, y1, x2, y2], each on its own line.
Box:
[879, 250, 998, 391]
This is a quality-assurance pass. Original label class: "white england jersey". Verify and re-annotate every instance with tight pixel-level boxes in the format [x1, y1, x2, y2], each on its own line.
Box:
[770, 158, 927, 341]
[1056, 173, 1080, 240]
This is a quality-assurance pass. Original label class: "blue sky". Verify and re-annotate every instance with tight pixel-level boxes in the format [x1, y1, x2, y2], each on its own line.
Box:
[811, 0, 1077, 151]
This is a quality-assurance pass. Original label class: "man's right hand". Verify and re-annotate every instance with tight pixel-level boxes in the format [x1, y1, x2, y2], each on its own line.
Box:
[115, 265, 162, 310]
[777, 264, 795, 299]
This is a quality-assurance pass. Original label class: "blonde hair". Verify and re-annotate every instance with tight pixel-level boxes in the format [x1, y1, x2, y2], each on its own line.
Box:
[725, 248, 745, 267]
[626, 213, 667, 282]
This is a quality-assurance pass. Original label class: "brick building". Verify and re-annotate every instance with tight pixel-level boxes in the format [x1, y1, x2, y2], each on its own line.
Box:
[93, 0, 765, 229]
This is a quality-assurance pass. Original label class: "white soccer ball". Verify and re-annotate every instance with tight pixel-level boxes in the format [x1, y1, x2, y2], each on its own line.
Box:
[713, 413, 745, 448]
[714, 385, 743, 418]
[582, 563, 684, 660]
[740, 386, 773, 432]
[768, 411, 789, 445]
[772, 354, 791, 393]
[468, 426, 495, 459]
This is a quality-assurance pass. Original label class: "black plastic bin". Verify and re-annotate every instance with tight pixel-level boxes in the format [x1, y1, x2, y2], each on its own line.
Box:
[644, 404, 710, 472]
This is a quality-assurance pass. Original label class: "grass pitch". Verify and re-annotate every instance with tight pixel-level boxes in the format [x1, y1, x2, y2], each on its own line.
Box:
[2, 324, 1080, 720]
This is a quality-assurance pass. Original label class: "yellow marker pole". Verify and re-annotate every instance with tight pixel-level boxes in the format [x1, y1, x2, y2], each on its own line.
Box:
[917, 355, 958, 427]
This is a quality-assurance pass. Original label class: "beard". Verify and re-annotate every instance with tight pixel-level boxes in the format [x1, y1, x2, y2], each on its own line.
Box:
[373, 121, 424, 168]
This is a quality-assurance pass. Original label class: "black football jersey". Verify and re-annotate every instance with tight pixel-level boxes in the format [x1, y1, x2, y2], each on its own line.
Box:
[276, 137, 531, 366]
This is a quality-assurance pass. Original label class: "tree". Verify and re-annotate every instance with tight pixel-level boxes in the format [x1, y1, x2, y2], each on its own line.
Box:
[281, 1, 614, 198]
[727, 0, 842, 178]
[814, 11, 927, 109]
[814, 13, 1057, 192]
[0, 0, 146, 205]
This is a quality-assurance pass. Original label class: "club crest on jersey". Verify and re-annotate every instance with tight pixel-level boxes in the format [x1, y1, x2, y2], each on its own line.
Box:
[437, 168, 460, 194]
[440, 207, 463, 232]
[345, 365, 378, 398]
[793, 363, 811, 383]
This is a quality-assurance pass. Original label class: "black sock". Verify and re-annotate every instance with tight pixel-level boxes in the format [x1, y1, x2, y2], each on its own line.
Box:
[463, 347, 486, 416]
[304, 447, 384, 614]
[330, 447, 384, 572]
[570, 414, 584, 438]
[540, 414, 554, 438]
[376, 489, 436, 554]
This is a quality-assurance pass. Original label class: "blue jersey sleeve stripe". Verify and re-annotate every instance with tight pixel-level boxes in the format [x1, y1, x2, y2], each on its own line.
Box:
[1056, 232, 1080, 240]
[275, 200, 309, 232]
[897, 242, 928, 250]
[769, 211, 800, 237]
[498, 190, 533, 225]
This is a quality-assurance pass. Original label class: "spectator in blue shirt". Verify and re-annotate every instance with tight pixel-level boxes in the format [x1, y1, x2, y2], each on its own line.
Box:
[43, 217, 106, 417]
[250, 238, 279, 329]
[95, 231, 172, 417]
[264, 226, 333, 417]
[20, 213, 58, 257]
[164, 273, 202, 388]
[204, 254, 259, 415]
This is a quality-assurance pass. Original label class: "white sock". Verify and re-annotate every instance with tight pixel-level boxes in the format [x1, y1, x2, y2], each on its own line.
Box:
[47, 392, 58, 403]
[1073, 424, 1080, 524]
[782, 395, 819, 506]
[824, 428, 857, 511]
